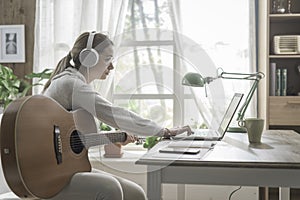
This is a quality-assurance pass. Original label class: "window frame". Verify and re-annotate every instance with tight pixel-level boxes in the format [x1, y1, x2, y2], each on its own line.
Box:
[112, 38, 184, 128]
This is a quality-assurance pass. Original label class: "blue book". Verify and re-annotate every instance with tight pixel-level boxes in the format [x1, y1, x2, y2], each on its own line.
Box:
[281, 68, 287, 96]
[275, 69, 281, 96]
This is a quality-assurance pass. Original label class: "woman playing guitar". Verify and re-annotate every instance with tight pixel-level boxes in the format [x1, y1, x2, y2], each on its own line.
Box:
[40, 31, 192, 200]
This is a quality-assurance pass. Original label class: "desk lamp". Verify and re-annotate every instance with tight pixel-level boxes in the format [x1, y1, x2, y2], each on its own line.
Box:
[182, 68, 265, 132]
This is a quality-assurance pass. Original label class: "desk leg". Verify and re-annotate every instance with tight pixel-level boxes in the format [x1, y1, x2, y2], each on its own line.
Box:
[177, 184, 185, 200]
[147, 166, 162, 200]
[259, 187, 269, 200]
[279, 188, 290, 200]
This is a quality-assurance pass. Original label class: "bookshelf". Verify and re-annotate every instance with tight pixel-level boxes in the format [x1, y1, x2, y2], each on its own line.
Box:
[263, 0, 300, 131]
[258, 1, 300, 197]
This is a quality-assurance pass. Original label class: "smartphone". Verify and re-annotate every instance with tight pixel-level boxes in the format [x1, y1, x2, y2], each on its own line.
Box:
[159, 147, 200, 154]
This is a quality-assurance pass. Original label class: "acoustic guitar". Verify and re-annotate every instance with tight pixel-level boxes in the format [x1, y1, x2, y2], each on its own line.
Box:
[0, 95, 127, 199]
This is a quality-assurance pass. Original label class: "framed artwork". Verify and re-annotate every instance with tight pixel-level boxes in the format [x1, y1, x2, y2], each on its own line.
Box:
[0, 25, 25, 63]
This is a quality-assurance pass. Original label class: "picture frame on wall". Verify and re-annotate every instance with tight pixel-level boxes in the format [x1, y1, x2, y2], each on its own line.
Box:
[0, 24, 25, 63]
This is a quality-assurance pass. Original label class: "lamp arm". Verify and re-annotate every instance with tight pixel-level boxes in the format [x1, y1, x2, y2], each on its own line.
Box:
[219, 71, 262, 80]
[236, 79, 259, 122]
[217, 70, 265, 121]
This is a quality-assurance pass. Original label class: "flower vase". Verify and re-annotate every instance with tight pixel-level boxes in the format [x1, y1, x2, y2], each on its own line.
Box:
[104, 143, 123, 158]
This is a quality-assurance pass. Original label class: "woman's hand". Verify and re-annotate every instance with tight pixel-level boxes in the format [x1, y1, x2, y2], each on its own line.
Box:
[121, 133, 138, 146]
[163, 125, 193, 138]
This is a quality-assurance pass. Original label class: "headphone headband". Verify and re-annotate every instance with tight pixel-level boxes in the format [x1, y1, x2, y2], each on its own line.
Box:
[86, 31, 96, 50]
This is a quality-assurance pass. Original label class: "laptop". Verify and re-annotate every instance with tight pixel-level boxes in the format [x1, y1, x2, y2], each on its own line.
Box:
[173, 93, 243, 141]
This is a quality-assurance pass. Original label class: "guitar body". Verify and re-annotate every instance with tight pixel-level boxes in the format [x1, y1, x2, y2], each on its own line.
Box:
[1, 95, 97, 199]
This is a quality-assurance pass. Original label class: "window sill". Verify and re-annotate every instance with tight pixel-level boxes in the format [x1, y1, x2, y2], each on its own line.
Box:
[89, 146, 148, 174]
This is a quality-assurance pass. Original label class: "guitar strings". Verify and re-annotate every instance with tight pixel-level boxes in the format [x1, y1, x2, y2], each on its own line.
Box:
[61, 137, 120, 147]
[58, 139, 121, 154]
[60, 136, 144, 149]
[59, 133, 128, 148]
[59, 134, 126, 142]
[57, 131, 144, 149]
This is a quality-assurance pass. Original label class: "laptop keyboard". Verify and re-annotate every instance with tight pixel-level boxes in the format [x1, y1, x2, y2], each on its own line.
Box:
[193, 129, 219, 137]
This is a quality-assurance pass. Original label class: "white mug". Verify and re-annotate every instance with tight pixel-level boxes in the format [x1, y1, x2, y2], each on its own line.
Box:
[239, 118, 264, 143]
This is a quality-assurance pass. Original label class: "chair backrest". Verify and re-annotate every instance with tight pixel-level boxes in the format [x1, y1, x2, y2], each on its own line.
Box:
[0, 113, 12, 194]
[0, 157, 11, 194]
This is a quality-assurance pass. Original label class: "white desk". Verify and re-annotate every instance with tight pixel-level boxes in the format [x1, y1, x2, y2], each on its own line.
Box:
[136, 130, 300, 200]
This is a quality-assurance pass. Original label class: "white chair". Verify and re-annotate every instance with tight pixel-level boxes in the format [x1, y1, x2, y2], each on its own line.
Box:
[0, 160, 21, 199]
[0, 113, 21, 199]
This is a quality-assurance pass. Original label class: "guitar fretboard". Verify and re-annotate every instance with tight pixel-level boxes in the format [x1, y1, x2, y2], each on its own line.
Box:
[82, 131, 127, 148]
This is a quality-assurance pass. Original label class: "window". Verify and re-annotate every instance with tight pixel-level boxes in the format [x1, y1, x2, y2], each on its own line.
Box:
[112, 0, 256, 131]
[113, 0, 178, 130]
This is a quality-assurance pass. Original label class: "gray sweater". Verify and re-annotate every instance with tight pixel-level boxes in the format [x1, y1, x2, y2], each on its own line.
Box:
[44, 68, 164, 136]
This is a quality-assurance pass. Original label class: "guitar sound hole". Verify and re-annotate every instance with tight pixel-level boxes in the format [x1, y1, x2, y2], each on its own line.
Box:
[70, 131, 84, 154]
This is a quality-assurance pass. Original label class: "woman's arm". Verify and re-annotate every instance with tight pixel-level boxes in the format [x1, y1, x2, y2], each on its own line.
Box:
[72, 80, 164, 137]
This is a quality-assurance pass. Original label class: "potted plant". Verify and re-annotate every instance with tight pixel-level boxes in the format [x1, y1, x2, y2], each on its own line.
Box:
[0, 64, 52, 109]
[143, 136, 162, 150]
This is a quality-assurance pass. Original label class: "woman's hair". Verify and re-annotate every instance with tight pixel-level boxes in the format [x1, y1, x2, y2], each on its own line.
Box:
[43, 32, 113, 92]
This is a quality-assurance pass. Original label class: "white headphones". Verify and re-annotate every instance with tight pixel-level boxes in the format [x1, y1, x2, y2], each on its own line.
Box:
[79, 31, 99, 68]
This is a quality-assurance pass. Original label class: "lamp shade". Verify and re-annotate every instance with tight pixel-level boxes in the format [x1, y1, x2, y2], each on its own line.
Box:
[182, 72, 205, 87]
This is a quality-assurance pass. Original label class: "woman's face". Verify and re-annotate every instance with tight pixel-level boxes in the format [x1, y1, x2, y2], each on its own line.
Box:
[90, 45, 114, 81]
[100, 62, 114, 79]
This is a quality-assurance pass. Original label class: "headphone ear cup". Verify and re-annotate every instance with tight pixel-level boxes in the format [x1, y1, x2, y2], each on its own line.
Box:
[79, 48, 99, 68]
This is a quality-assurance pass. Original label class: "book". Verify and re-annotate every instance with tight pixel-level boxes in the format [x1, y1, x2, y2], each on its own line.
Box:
[269, 63, 276, 96]
[275, 69, 281, 96]
[281, 68, 287, 96]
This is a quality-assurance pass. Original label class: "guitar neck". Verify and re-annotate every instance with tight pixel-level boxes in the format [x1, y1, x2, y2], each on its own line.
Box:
[83, 131, 127, 149]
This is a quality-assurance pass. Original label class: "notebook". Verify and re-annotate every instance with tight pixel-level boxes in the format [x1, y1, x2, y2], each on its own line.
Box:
[173, 93, 243, 141]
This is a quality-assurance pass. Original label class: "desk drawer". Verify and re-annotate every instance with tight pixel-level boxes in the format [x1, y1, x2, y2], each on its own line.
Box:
[269, 96, 300, 126]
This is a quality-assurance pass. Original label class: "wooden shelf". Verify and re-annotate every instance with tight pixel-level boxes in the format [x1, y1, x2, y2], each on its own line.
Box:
[269, 55, 300, 58]
[269, 96, 300, 126]
[270, 14, 300, 22]
[270, 13, 300, 17]
[269, 96, 300, 99]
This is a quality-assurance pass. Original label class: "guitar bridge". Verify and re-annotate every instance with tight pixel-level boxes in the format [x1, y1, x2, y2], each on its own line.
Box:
[53, 125, 62, 164]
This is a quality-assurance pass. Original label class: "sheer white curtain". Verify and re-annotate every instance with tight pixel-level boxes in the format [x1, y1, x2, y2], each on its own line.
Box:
[169, 0, 223, 128]
[169, 0, 257, 128]
[33, 0, 129, 98]
[92, 0, 129, 100]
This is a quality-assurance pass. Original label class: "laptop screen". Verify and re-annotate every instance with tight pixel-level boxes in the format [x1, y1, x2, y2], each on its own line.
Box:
[217, 93, 243, 137]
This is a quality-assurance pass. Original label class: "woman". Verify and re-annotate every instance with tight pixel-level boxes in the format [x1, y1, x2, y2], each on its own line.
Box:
[43, 32, 192, 200]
